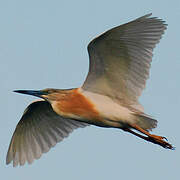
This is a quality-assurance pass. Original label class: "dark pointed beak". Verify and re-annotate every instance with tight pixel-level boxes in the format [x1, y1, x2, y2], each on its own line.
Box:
[13, 90, 46, 98]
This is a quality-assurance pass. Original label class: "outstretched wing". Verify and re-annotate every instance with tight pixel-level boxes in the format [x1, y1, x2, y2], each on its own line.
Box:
[6, 100, 88, 167]
[82, 14, 167, 106]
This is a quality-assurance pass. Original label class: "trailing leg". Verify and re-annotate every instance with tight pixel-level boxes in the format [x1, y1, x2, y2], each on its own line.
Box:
[123, 124, 174, 150]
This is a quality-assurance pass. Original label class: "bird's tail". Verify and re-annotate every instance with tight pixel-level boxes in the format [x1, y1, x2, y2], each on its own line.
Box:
[134, 114, 157, 131]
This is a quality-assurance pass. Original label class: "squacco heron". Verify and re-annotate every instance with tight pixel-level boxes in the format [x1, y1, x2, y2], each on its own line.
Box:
[7, 14, 174, 167]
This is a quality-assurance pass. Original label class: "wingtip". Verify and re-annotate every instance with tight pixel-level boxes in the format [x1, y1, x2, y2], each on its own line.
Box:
[137, 13, 152, 20]
[6, 157, 12, 166]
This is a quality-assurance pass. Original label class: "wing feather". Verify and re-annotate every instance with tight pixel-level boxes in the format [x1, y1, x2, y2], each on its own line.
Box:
[6, 100, 89, 167]
[82, 14, 167, 108]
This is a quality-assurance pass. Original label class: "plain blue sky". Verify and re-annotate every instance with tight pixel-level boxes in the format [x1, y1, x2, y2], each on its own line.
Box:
[1, 0, 179, 179]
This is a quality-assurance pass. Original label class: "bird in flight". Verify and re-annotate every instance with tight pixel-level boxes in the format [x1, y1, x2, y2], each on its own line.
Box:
[7, 13, 174, 167]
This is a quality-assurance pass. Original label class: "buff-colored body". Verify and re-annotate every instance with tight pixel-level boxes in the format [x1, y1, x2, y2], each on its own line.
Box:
[51, 88, 134, 128]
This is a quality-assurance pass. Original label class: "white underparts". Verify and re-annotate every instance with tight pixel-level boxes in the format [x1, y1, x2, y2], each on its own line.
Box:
[81, 89, 136, 126]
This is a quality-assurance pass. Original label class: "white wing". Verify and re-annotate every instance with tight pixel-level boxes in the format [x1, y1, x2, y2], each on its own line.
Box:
[6, 100, 89, 167]
[82, 14, 167, 107]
